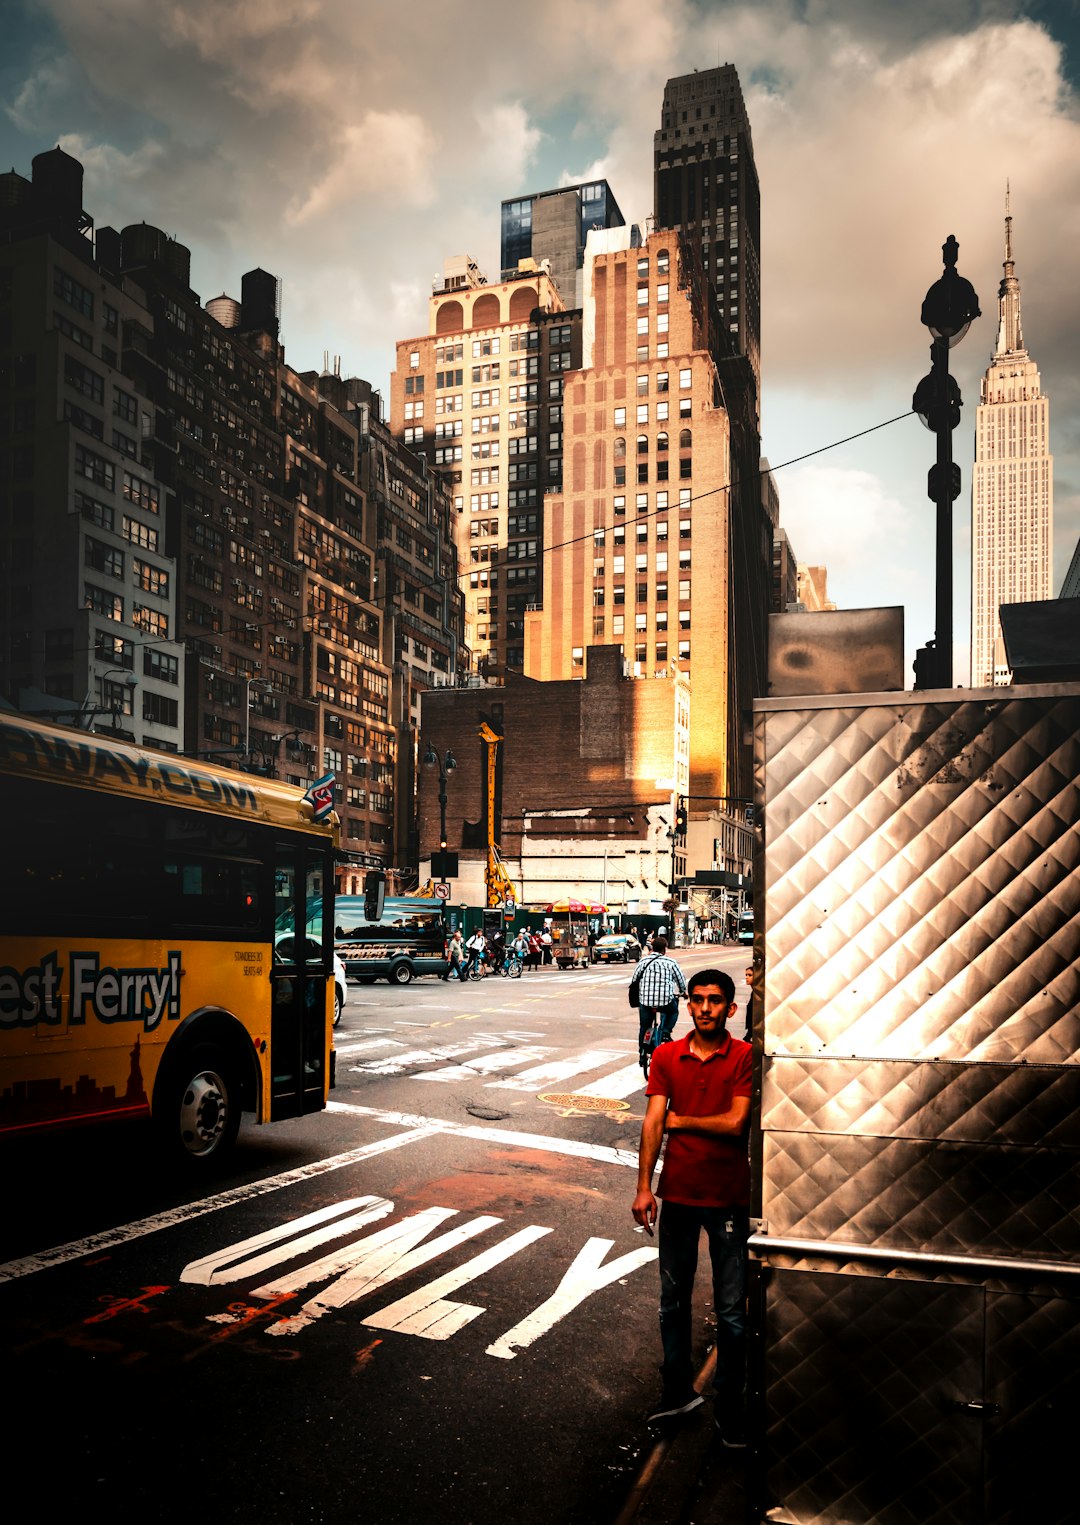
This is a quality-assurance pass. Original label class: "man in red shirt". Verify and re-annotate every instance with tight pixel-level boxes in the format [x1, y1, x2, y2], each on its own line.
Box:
[632, 968, 751, 1445]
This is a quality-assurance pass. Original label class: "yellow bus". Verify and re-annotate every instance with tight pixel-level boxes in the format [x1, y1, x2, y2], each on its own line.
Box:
[0, 711, 339, 1167]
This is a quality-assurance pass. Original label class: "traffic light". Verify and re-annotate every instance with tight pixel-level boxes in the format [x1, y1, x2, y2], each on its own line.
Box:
[363, 870, 386, 922]
[675, 803, 688, 839]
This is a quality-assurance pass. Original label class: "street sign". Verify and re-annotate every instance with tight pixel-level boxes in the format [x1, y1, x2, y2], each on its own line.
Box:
[434, 882, 451, 900]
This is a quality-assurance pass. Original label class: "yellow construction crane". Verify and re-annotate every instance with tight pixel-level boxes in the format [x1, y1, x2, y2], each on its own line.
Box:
[477, 722, 518, 909]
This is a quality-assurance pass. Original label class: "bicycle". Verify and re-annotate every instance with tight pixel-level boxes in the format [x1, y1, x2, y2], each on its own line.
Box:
[499, 952, 523, 979]
[639, 1011, 663, 1079]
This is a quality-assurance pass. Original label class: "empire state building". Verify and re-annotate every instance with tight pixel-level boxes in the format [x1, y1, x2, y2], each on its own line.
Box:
[970, 195, 1053, 686]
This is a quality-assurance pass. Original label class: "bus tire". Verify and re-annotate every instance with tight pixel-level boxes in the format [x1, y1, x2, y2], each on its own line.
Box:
[389, 962, 413, 985]
[157, 1041, 242, 1165]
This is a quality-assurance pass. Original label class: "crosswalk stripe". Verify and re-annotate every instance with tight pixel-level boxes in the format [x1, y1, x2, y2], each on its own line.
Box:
[334, 1037, 404, 1057]
[350, 1037, 505, 1075]
[571, 1061, 647, 1100]
[487, 1049, 626, 1092]
[414, 1046, 552, 1083]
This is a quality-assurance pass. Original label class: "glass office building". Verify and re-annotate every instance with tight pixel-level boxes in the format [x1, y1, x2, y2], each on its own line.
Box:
[500, 180, 625, 296]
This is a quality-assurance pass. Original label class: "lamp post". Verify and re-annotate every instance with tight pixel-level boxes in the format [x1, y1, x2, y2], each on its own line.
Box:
[913, 235, 980, 690]
[422, 741, 457, 855]
[99, 668, 137, 733]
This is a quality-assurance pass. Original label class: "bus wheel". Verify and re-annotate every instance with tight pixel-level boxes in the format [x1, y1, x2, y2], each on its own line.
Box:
[161, 1044, 241, 1164]
[389, 962, 413, 985]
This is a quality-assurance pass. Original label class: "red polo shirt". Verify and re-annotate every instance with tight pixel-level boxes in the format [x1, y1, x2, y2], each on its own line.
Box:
[646, 1031, 752, 1208]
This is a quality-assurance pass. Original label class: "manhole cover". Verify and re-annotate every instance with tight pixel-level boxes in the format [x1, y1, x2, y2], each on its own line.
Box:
[465, 1104, 510, 1121]
[537, 1093, 630, 1112]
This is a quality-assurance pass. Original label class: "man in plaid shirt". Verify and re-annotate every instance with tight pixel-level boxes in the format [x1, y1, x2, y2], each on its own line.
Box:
[635, 935, 687, 1063]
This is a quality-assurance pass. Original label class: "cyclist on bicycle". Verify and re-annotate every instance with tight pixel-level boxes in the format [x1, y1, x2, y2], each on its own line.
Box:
[510, 929, 529, 973]
[635, 935, 687, 1074]
[463, 929, 487, 980]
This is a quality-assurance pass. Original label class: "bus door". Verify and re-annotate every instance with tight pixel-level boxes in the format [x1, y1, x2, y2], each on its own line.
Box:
[270, 844, 332, 1119]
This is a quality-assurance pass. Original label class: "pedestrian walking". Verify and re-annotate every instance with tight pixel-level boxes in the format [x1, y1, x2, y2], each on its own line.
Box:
[634, 936, 687, 1069]
[526, 929, 543, 972]
[540, 926, 553, 965]
[632, 968, 751, 1445]
[444, 929, 465, 981]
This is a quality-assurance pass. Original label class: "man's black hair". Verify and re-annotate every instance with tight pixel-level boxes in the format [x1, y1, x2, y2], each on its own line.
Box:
[688, 968, 735, 1001]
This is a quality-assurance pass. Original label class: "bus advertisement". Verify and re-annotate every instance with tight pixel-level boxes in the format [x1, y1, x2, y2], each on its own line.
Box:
[0, 712, 340, 1166]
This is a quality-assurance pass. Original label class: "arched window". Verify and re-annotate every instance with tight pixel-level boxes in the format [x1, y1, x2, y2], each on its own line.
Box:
[657, 248, 670, 276]
[614, 436, 626, 459]
[657, 431, 669, 453]
[679, 428, 692, 451]
[637, 433, 649, 455]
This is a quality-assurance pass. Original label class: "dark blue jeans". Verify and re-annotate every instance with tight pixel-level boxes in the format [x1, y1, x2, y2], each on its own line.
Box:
[638, 998, 679, 1053]
[658, 1200, 748, 1412]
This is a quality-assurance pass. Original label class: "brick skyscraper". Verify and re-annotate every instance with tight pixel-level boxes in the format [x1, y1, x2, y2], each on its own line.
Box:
[654, 65, 761, 407]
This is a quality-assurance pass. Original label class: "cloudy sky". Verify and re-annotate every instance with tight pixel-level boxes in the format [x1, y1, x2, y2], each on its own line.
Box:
[4, 0, 1078, 681]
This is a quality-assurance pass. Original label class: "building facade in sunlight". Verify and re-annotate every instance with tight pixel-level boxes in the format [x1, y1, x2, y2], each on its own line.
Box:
[970, 199, 1053, 687]
[523, 228, 734, 800]
[390, 258, 581, 678]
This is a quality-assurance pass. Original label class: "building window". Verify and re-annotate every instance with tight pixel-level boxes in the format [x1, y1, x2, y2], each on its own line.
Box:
[143, 692, 179, 727]
[133, 606, 169, 638]
[85, 583, 123, 622]
[614, 407, 626, 427]
[679, 369, 692, 390]
[144, 649, 178, 684]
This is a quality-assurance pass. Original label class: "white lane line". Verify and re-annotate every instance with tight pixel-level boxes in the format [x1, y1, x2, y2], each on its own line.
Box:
[572, 1061, 647, 1100]
[333, 1037, 404, 1057]
[326, 1100, 639, 1169]
[413, 1046, 552, 1082]
[0, 1127, 437, 1285]
[487, 1048, 626, 1092]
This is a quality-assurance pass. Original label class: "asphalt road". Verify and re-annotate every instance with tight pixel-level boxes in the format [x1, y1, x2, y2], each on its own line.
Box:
[2, 944, 751, 1524]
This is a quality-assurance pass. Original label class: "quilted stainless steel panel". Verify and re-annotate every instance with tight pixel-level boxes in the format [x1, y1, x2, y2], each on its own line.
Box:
[762, 1132, 1080, 1260]
[754, 684, 1080, 1523]
[760, 1269, 983, 1525]
[984, 1292, 1079, 1525]
[762, 1057, 1080, 1147]
[762, 688, 1080, 1065]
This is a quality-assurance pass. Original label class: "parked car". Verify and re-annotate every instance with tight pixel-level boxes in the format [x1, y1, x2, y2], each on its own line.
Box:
[592, 933, 641, 964]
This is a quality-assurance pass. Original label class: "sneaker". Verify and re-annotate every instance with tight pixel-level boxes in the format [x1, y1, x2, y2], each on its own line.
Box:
[715, 1417, 747, 1449]
[647, 1390, 704, 1423]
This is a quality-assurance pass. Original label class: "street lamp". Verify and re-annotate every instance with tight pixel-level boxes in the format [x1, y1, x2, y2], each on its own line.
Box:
[98, 668, 137, 733]
[422, 741, 457, 851]
[913, 235, 980, 690]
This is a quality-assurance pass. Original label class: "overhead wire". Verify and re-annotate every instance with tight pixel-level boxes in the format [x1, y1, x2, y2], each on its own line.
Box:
[453, 409, 916, 586]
